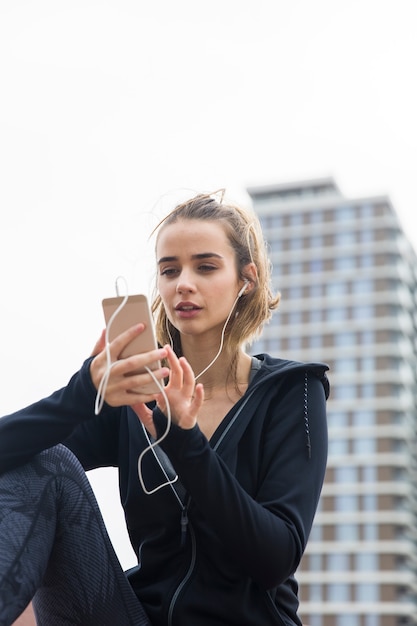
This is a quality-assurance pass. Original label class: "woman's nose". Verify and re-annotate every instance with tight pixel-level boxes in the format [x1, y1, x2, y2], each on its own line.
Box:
[176, 272, 196, 294]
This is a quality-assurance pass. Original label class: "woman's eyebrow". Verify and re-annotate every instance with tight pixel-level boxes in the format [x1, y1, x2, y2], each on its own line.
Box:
[158, 256, 177, 264]
[158, 252, 223, 264]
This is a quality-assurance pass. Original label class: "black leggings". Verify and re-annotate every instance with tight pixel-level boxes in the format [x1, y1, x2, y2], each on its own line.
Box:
[0, 445, 151, 626]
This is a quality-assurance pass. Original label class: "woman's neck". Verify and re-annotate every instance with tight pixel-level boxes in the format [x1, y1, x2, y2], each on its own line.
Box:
[180, 336, 251, 391]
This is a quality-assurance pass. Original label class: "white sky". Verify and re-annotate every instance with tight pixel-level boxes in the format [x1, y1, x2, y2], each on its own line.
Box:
[1, 0, 417, 568]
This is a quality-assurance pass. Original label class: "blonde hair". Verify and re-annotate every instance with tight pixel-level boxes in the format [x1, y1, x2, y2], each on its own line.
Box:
[151, 191, 280, 382]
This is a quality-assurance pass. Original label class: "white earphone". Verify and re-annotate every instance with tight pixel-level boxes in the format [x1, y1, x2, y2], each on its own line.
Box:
[237, 279, 250, 298]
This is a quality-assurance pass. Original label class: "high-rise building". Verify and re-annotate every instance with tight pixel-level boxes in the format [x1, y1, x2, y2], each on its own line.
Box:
[247, 178, 417, 626]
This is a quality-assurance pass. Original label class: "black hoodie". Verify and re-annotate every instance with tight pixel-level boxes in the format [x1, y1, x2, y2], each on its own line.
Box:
[0, 354, 329, 626]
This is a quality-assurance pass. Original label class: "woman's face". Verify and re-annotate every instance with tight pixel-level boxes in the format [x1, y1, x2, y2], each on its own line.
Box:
[156, 219, 243, 339]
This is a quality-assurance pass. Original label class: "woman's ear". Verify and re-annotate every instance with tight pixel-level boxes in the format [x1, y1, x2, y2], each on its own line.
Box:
[240, 263, 258, 294]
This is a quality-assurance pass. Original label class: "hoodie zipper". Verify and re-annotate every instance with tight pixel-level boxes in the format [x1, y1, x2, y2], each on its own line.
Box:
[180, 505, 189, 547]
[168, 508, 196, 626]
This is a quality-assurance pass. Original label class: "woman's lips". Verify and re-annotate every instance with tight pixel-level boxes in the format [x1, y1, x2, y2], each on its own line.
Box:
[175, 302, 202, 319]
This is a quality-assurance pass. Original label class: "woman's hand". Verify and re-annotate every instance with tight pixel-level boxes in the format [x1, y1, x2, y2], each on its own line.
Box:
[134, 345, 204, 437]
[90, 329, 106, 357]
[90, 324, 170, 407]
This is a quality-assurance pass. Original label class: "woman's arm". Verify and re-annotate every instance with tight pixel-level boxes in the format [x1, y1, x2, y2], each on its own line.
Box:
[0, 358, 100, 474]
[153, 371, 328, 590]
[0, 325, 170, 475]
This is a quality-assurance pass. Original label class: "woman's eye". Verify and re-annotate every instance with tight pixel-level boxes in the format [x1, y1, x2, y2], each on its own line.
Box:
[160, 268, 178, 277]
[198, 264, 217, 272]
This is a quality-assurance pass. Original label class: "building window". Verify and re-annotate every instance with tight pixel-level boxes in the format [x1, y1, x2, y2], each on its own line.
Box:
[333, 384, 356, 400]
[333, 358, 356, 373]
[359, 253, 374, 267]
[361, 384, 375, 398]
[335, 494, 358, 512]
[335, 231, 356, 246]
[329, 411, 349, 427]
[335, 466, 358, 483]
[310, 234, 323, 247]
[353, 438, 376, 454]
[326, 282, 348, 296]
[290, 212, 303, 226]
[289, 285, 303, 299]
[335, 256, 356, 271]
[335, 331, 356, 346]
[359, 229, 373, 243]
[290, 237, 303, 250]
[309, 583, 323, 601]
[355, 553, 379, 570]
[355, 583, 379, 602]
[363, 523, 378, 540]
[269, 239, 283, 252]
[327, 553, 350, 571]
[327, 583, 350, 602]
[271, 214, 283, 228]
[309, 310, 322, 323]
[309, 335, 322, 348]
[291, 311, 302, 324]
[310, 259, 323, 272]
[335, 613, 361, 626]
[326, 307, 347, 322]
[309, 284, 322, 297]
[336, 205, 356, 221]
[288, 336, 302, 350]
[289, 262, 303, 275]
[362, 493, 378, 511]
[360, 330, 374, 344]
[361, 465, 377, 482]
[328, 438, 349, 456]
[335, 523, 358, 541]
[392, 439, 407, 454]
[309, 553, 322, 570]
[360, 203, 374, 218]
[352, 410, 375, 426]
[336, 617, 359, 626]
[310, 210, 323, 223]
[309, 524, 323, 541]
[266, 337, 281, 352]
[360, 356, 375, 371]
[352, 278, 373, 293]
[271, 263, 282, 276]
[353, 304, 374, 319]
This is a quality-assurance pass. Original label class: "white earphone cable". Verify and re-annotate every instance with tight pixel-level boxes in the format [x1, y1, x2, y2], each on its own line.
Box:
[94, 288, 129, 415]
[95, 277, 247, 494]
[194, 288, 243, 381]
[94, 277, 178, 494]
[137, 367, 178, 495]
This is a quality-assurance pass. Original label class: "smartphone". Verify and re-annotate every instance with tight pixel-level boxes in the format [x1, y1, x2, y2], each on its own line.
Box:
[102, 294, 162, 393]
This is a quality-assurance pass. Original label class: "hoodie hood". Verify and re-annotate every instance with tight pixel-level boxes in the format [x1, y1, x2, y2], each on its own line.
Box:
[250, 353, 330, 399]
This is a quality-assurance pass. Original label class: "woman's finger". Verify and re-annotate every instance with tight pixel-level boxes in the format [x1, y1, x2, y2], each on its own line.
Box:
[90, 329, 106, 356]
[164, 345, 184, 388]
[116, 347, 168, 377]
[179, 356, 197, 397]
[192, 382, 205, 412]
[107, 323, 145, 360]
[132, 402, 157, 439]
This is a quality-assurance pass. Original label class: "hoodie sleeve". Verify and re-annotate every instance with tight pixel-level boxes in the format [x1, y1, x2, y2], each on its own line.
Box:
[153, 368, 328, 590]
[0, 358, 120, 475]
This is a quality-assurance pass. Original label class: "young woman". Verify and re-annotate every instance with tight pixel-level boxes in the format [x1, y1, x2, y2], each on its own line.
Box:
[0, 192, 329, 626]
